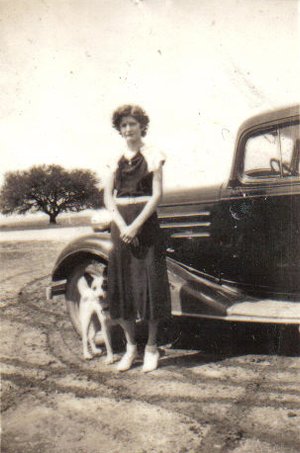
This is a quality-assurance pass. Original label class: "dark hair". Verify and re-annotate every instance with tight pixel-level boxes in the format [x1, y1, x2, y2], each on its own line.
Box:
[112, 104, 150, 137]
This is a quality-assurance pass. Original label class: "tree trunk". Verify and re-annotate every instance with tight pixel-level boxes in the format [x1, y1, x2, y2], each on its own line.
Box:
[49, 213, 57, 224]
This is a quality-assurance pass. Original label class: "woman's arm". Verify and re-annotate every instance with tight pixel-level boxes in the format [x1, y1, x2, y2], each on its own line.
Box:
[120, 165, 163, 244]
[104, 171, 127, 231]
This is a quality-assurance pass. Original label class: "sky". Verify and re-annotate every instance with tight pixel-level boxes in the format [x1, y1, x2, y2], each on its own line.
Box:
[1, 0, 299, 192]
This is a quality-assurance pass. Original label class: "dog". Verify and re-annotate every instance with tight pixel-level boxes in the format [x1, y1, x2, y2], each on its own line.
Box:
[77, 271, 114, 364]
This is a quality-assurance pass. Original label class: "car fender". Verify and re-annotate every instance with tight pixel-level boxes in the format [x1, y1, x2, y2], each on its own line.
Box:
[167, 258, 300, 324]
[51, 232, 112, 281]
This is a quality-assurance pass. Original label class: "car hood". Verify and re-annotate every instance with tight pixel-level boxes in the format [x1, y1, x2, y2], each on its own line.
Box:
[161, 183, 222, 205]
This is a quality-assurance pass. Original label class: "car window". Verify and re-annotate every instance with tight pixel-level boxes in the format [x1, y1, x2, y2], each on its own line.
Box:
[279, 123, 300, 177]
[244, 127, 281, 178]
[243, 121, 300, 180]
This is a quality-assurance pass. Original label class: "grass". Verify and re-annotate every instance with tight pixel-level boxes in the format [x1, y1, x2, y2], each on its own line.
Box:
[0, 212, 94, 231]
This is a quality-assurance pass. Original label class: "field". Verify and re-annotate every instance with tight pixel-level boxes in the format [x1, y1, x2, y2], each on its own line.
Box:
[0, 211, 94, 231]
[1, 233, 300, 453]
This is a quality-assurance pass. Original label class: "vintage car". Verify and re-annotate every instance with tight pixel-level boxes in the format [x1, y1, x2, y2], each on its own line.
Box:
[47, 105, 300, 339]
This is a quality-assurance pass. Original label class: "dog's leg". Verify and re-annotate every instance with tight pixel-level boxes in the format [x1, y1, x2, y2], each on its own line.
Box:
[88, 322, 103, 356]
[80, 307, 93, 360]
[95, 307, 114, 364]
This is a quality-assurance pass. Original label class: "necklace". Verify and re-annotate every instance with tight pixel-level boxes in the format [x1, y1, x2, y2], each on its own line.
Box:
[125, 150, 139, 166]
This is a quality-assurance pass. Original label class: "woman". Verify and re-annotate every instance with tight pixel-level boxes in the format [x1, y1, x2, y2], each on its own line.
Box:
[104, 104, 170, 373]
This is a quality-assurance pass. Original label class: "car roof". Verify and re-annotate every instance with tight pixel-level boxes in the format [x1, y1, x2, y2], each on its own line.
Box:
[239, 104, 300, 134]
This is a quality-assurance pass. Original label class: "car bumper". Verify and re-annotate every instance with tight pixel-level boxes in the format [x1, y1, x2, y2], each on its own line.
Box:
[46, 280, 67, 300]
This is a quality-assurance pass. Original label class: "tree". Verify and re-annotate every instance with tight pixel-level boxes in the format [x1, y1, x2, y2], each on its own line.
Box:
[0, 164, 103, 224]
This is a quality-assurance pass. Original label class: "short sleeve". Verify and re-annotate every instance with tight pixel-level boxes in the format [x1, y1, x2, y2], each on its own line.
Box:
[106, 152, 122, 174]
[141, 145, 166, 173]
[101, 152, 121, 187]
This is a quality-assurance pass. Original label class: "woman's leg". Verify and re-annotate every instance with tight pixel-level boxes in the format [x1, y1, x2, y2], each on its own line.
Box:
[116, 319, 137, 371]
[143, 320, 160, 373]
[147, 320, 159, 346]
[118, 319, 136, 344]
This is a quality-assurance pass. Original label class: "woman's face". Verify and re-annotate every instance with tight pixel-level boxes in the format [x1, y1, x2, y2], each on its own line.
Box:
[119, 115, 142, 143]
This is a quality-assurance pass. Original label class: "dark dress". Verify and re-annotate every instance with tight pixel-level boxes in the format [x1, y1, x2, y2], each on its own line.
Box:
[107, 151, 171, 321]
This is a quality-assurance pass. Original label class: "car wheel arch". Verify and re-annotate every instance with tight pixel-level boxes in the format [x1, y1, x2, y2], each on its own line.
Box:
[52, 250, 108, 281]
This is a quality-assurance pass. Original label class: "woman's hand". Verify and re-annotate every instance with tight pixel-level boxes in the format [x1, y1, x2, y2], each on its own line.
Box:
[120, 224, 140, 245]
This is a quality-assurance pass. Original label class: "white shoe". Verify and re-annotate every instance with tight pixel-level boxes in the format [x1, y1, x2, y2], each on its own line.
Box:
[142, 345, 159, 373]
[116, 343, 137, 372]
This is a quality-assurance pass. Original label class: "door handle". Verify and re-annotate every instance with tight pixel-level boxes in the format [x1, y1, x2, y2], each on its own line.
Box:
[166, 247, 175, 253]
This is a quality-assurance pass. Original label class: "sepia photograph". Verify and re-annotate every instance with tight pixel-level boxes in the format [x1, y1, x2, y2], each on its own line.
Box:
[1, 0, 299, 452]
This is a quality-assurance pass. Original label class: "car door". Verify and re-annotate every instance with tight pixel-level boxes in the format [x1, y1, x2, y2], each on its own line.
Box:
[218, 118, 300, 296]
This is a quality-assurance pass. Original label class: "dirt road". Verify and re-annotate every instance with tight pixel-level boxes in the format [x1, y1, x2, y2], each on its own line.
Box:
[1, 238, 300, 452]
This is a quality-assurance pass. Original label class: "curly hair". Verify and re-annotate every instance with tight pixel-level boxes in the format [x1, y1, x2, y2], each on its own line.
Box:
[112, 104, 150, 137]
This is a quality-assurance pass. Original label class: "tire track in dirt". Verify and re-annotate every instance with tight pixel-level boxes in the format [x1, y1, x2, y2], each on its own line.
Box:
[198, 365, 272, 452]
[2, 349, 299, 451]
[42, 290, 300, 452]
[2, 273, 300, 452]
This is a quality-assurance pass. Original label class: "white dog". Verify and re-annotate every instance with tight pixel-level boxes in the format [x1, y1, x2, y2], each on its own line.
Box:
[77, 273, 114, 364]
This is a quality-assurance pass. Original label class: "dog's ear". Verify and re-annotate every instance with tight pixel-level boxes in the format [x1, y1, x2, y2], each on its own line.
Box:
[77, 276, 90, 296]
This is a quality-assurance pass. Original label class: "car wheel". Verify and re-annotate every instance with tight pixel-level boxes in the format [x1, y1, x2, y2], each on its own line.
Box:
[65, 259, 106, 339]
